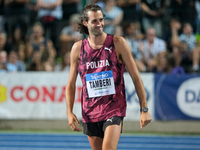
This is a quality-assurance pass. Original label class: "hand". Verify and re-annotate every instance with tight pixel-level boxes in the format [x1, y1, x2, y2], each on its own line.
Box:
[138, 42, 144, 53]
[67, 112, 82, 132]
[140, 111, 152, 129]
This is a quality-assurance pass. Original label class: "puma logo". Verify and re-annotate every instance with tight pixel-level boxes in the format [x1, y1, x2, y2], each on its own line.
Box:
[107, 117, 113, 122]
[105, 47, 111, 52]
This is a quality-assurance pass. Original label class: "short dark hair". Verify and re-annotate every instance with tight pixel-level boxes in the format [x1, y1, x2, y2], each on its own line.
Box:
[77, 4, 105, 35]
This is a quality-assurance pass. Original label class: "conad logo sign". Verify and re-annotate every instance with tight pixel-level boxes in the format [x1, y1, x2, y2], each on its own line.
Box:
[177, 77, 200, 118]
[0, 83, 7, 104]
[10, 86, 82, 103]
[0, 83, 82, 103]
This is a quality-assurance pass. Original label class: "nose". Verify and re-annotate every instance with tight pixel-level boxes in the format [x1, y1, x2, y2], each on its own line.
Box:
[96, 21, 101, 26]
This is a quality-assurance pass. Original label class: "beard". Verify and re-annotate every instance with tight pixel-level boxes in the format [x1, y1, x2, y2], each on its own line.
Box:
[89, 25, 104, 36]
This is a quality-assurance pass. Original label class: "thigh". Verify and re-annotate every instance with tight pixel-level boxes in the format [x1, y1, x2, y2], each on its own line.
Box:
[87, 136, 103, 150]
[102, 120, 122, 150]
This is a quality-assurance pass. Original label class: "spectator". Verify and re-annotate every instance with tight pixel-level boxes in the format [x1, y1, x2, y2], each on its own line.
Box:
[60, 13, 82, 55]
[0, 30, 12, 54]
[28, 45, 56, 71]
[179, 23, 199, 72]
[0, 51, 7, 73]
[140, 0, 166, 38]
[159, 53, 185, 74]
[171, 43, 185, 67]
[138, 27, 166, 72]
[54, 51, 70, 72]
[169, 0, 197, 29]
[102, 0, 123, 34]
[29, 22, 56, 53]
[27, 22, 56, 71]
[6, 50, 26, 72]
[171, 22, 200, 72]
[162, 18, 182, 52]
[37, 45, 55, 71]
[9, 25, 27, 51]
[124, 21, 146, 72]
[117, 0, 141, 21]
[37, 0, 63, 50]
[4, 0, 30, 41]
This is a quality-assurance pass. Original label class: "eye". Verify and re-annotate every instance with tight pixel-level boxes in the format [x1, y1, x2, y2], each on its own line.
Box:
[100, 18, 104, 22]
[92, 20, 97, 23]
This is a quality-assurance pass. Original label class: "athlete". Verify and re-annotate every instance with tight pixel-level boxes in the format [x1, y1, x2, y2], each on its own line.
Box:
[65, 4, 152, 150]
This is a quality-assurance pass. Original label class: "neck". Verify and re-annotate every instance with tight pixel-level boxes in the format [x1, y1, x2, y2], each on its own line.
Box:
[88, 32, 107, 46]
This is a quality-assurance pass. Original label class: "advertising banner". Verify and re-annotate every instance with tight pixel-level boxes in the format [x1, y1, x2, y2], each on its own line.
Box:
[0, 72, 154, 121]
[155, 74, 200, 120]
[0, 72, 82, 119]
[124, 73, 154, 121]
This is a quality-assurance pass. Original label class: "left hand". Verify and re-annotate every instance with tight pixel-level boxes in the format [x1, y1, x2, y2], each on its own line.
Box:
[140, 112, 152, 129]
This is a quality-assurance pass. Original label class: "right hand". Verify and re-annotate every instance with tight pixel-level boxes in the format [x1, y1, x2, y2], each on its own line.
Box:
[67, 112, 81, 132]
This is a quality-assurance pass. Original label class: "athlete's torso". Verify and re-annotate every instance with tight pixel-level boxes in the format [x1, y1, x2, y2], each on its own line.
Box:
[78, 34, 126, 123]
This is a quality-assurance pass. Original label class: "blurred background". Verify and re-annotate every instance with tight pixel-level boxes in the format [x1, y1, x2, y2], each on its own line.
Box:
[0, 0, 200, 142]
[0, 0, 200, 73]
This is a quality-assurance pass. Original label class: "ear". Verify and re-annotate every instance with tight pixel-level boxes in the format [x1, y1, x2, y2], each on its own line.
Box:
[83, 20, 87, 27]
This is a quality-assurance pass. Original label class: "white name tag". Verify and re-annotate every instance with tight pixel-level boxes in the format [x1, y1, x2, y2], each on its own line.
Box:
[86, 70, 116, 98]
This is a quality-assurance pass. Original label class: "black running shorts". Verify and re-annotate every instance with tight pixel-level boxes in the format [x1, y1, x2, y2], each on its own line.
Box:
[83, 116, 123, 139]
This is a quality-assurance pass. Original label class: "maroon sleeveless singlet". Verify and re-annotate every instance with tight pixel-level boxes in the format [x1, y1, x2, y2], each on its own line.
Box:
[78, 34, 126, 123]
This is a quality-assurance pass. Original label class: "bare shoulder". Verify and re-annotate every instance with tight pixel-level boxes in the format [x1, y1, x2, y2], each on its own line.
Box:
[113, 35, 130, 55]
[72, 40, 82, 51]
[71, 40, 82, 59]
[113, 35, 126, 46]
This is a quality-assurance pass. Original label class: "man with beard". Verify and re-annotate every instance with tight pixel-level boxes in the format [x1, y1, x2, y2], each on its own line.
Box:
[65, 4, 152, 150]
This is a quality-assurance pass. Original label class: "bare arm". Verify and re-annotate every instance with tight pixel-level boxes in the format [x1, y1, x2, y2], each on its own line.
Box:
[104, 11, 123, 26]
[65, 40, 81, 131]
[114, 36, 151, 128]
[140, 2, 158, 16]
[171, 29, 180, 46]
[114, 36, 147, 108]
[112, 12, 123, 26]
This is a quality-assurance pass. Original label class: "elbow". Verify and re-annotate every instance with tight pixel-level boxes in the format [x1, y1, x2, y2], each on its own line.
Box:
[66, 83, 76, 93]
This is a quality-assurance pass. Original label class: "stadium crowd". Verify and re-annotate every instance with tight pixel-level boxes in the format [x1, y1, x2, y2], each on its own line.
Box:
[0, 0, 200, 73]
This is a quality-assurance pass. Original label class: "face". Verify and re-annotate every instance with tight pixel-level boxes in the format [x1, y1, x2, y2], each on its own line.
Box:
[170, 20, 181, 30]
[84, 10, 104, 36]
[9, 51, 18, 64]
[0, 52, 7, 63]
[147, 28, 156, 42]
[33, 25, 44, 38]
[127, 23, 136, 35]
[183, 24, 192, 35]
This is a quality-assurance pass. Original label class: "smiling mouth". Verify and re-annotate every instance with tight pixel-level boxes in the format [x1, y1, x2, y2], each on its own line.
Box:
[96, 27, 101, 30]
